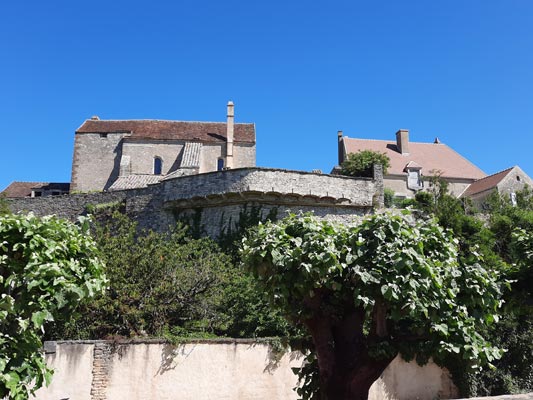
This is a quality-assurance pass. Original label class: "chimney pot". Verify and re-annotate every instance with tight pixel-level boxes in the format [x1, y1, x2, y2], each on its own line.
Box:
[396, 129, 410, 155]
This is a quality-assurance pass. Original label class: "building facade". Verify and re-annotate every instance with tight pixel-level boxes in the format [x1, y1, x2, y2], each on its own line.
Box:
[337, 130, 488, 198]
[70, 102, 256, 192]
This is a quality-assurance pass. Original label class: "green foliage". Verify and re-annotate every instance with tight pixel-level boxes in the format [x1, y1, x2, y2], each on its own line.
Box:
[409, 181, 533, 396]
[340, 150, 390, 177]
[0, 195, 10, 215]
[241, 212, 505, 398]
[52, 212, 232, 338]
[383, 188, 395, 208]
[0, 213, 106, 399]
[51, 211, 291, 341]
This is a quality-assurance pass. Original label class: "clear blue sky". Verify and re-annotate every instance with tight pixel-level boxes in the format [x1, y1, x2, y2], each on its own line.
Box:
[1, 0, 533, 191]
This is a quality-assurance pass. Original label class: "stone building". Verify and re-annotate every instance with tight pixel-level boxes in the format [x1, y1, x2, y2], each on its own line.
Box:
[461, 165, 533, 208]
[336, 130, 487, 198]
[70, 101, 255, 192]
[1, 182, 70, 198]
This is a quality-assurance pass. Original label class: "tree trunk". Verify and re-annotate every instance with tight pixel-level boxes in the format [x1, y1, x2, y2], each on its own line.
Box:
[304, 301, 395, 400]
[323, 357, 393, 400]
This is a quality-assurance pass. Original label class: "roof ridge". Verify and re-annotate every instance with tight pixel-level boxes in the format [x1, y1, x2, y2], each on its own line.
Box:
[344, 137, 449, 146]
[83, 119, 254, 125]
[472, 166, 514, 183]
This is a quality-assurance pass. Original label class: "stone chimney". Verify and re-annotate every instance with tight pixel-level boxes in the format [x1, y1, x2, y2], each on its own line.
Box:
[396, 129, 409, 155]
[337, 130, 344, 164]
[226, 101, 234, 169]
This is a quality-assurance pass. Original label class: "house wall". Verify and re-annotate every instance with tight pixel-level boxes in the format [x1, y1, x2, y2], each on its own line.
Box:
[71, 133, 257, 191]
[200, 143, 225, 172]
[121, 140, 185, 175]
[71, 132, 127, 192]
[33, 340, 458, 400]
[384, 175, 473, 198]
[199, 143, 256, 172]
[497, 167, 533, 200]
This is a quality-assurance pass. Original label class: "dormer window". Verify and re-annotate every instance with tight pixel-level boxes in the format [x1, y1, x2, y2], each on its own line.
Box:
[154, 157, 163, 175]
[404, 161, 423, 191]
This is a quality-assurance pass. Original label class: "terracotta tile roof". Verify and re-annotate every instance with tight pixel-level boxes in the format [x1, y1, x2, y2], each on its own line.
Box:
[462, 167, 514, 197]
[76, 120, 255, 143]
[343, 138, 486, 180]
[1, 182, 70, 198]
[107, 175, 162, 191]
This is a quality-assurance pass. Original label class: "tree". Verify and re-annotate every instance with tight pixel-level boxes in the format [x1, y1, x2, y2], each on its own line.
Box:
[51, 211, 292, 340]
[340, 150, 390, 177]
[52, 212, 233, 339]
[0, 213, 106, 399]
[241, 213, 505, 400]
[0, 195, 10, 215]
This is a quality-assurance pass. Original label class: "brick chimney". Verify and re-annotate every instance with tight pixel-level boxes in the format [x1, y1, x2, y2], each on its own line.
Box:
[396, 129, 409, 155]
[226, 101, 234, 169]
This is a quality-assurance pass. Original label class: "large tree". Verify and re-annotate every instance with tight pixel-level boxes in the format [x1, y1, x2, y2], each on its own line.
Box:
[0, 213, 106, 399]
[241, 212, 505, 400]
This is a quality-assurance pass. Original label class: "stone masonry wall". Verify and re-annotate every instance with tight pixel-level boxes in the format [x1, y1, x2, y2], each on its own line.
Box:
[71, 132, 128, 192]
[8, 167, 383, 238]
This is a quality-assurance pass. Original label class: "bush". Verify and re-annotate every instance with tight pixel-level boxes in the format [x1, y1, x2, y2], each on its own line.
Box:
[340, 150, 390, 177]
[0, 213, 106, 399]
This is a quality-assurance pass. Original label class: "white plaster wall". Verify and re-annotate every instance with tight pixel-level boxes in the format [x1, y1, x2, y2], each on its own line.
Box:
[369, 356, 458, 400]
[33, 343, 94, 400]
[105, 342, 303, 400]
[33, 341, 458, 400]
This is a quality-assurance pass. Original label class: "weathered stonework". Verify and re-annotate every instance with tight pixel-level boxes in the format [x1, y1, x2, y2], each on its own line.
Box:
[8, 167, 383, 238]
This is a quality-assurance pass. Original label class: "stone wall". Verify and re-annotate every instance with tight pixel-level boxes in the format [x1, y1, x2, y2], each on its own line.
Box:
[8, 167, 383, 238]
[33, 340, 458, 400]
[71, 132, 128, 192]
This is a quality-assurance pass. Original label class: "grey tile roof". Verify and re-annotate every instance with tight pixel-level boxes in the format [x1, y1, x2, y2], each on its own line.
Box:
[108, 175, 162, 191]
[180, 142, 202, 168]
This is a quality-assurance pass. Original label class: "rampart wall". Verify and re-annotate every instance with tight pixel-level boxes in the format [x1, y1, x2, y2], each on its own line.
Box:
[8, 167, 384, 238]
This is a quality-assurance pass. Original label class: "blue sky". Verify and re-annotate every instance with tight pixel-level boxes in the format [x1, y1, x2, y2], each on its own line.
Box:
[1, 0, 533, 191]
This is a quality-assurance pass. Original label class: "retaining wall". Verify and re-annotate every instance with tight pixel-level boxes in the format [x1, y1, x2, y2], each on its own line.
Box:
[8, 167, 383, 238]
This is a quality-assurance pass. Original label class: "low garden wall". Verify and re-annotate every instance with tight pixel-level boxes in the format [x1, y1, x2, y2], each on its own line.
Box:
[33, 339, 458, 400]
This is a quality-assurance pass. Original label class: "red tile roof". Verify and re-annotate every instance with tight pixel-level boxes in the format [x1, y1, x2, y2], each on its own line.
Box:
[343, 138, 486, 180]
[76, 120, 255, 143]
[1, 182, 70, 198]
[461, 167, 514, 197]
[1, 182, 42, 197]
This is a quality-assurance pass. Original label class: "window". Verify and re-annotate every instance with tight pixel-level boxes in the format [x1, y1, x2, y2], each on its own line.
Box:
[406, 169, 423, 190]
[99, 133, 108, 138]
[154, 157, 163, 175]
[217, 158, 225, 171]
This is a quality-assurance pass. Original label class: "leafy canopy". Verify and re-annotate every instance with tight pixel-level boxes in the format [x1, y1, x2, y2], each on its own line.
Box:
[241, 212, 505, 399]
[52, 211, 291, 340]
[340, 150, 390, 177]
[0, 213, 106, 399]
